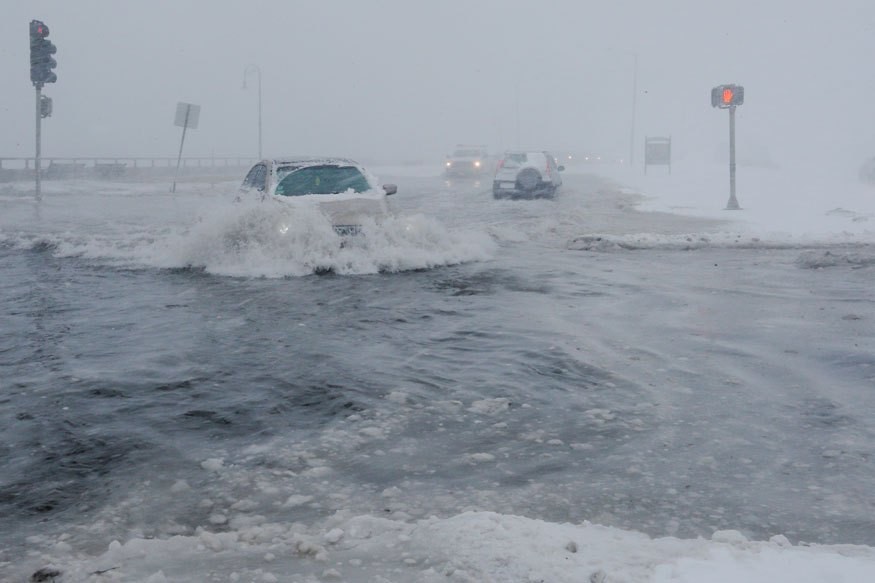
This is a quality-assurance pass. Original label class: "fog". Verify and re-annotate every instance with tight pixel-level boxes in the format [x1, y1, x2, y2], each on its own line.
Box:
[3, 0, 875, 172]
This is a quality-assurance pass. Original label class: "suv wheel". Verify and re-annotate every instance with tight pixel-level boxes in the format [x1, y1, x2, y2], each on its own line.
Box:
[516, 168, 541, 191]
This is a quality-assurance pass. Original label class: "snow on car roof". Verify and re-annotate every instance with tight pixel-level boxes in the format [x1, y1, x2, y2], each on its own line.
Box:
[271, 157, 360, 167]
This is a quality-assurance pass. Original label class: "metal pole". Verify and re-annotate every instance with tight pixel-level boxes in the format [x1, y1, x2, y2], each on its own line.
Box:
[630, 53, 638, 168]
[171, 106, 190, 193]
[35, 86, 42, 201]
[725, 105, 740, 210]
[514, 83, 520, 148]
[257, 69, 263, 160]
[244, 64, 263, 160]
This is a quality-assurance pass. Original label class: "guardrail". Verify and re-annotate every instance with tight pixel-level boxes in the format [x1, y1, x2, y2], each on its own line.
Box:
[0, 156, 258, 182]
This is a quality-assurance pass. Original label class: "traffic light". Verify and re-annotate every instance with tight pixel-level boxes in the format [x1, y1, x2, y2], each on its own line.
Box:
[30, 19, 57, 88]
[40, 95, 53, 118]
[711, 84, 744, 108]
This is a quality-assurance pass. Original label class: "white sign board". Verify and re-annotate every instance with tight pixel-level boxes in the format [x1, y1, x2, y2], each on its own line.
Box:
[174, 102, 201, 129]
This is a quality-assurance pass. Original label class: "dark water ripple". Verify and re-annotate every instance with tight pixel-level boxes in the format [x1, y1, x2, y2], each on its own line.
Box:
[2, 228, 875, 569]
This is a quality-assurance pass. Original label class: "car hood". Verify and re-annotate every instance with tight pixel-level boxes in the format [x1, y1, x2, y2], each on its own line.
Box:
[318, 197, 387, 225]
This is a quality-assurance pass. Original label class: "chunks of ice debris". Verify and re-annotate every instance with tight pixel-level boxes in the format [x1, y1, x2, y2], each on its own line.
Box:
[324, 528, 344, 544]
[200, 458, 224, 471]
[208, 513, 228, 525]
[170, 479, 190, 493]
[465, 452, 496, 463]
[770, 534, 792, 547]
[283, 494, 314, 508]
[565, 541, 578, 553]
[386, 391, 408, 403]
[359, 426, 385, 438]
[382, 486, 402, 498]
[584, 409, 615, 423]
[230, 498, 258, 511]
[712, 529, 749, 544]
[469, 398, 511, 415]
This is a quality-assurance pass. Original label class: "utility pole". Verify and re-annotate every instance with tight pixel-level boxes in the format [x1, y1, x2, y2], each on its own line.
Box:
[630, 53, 638, 168]
[243, 64, 263, 159]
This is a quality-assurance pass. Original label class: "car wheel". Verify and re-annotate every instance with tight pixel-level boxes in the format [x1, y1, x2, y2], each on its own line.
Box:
[516, 168, 541, 191]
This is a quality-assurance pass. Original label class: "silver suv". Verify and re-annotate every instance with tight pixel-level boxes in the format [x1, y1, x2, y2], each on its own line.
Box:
[492, 150, 564, 199]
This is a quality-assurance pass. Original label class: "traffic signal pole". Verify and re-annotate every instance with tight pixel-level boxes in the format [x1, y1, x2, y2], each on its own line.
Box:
[35, 85, 42, 201]
[726, 105, 740, 210]
[29, 19, 57, 201]
[711, 83, 744, 210]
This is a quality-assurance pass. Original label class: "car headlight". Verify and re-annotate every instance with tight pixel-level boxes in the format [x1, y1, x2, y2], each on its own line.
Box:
[278, 223, 289, 235]
[446, 161, 452, 167]
[474, 160, 481, 167]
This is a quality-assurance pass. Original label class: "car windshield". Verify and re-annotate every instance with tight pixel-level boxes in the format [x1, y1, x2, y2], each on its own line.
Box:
[275, 165, 371, 196]
[453, 149, 483, 158]
[275, 165, 303, 183]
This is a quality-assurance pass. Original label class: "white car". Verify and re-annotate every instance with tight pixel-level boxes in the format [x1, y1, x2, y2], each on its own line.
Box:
[492, 150, 564, 199]
[239, 157, 397, 235]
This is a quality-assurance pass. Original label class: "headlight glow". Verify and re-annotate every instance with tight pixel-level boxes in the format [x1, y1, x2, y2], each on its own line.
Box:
[446, 161, 452, 167]
[474, 161, 481, 167]
[278, 223, 289, 235]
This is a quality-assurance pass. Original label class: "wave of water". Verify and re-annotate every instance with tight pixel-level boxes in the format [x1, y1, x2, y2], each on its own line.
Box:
[0, 197, 497, 277]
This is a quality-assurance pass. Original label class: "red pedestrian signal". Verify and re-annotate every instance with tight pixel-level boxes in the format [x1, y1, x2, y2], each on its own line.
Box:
[31, 21, 49, 37]
[711, 84, 744, 108]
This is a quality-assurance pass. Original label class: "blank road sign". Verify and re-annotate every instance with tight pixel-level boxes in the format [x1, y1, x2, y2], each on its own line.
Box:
[174, 102, 201, 129]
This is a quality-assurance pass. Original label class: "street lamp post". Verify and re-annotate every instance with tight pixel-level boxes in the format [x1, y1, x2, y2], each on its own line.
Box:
[242, 64, 262, 160]
[629, 52, 638, 168]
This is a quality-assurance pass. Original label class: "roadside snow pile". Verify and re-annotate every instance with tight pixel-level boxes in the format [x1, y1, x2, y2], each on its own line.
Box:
[21, 511, 875, 582]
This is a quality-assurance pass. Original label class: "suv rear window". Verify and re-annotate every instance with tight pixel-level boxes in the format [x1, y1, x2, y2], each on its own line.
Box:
[502, 153, 527, 166]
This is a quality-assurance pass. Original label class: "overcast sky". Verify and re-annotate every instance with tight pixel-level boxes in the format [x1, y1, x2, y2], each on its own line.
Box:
[2, 0, 874, 169]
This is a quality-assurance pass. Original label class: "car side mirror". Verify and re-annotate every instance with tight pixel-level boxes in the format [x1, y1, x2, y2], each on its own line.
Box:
[383, 184, 397, 195]
[558, 165, 565, 172]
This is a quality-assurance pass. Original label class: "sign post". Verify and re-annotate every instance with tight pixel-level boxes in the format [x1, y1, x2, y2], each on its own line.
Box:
[171, 102, 200, 193]
[711, 84, 744, 210]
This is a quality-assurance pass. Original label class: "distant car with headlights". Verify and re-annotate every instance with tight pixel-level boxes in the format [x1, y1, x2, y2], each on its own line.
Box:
[239, 157, 397, 235]
[492, 150, 564, 199]
[444, 145, 490, 177]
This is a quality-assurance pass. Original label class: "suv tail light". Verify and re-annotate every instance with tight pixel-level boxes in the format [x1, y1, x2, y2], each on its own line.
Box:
[496, 159, 505, 171]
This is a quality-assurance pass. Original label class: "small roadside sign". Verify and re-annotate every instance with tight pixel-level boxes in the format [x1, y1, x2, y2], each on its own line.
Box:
[644, 136, 671, 174]
[174, 102, 200, 129]
[171, 102, 201, 192]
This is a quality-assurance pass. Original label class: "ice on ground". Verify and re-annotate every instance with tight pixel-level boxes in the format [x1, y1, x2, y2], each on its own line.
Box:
[19, 511, 875, 582]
